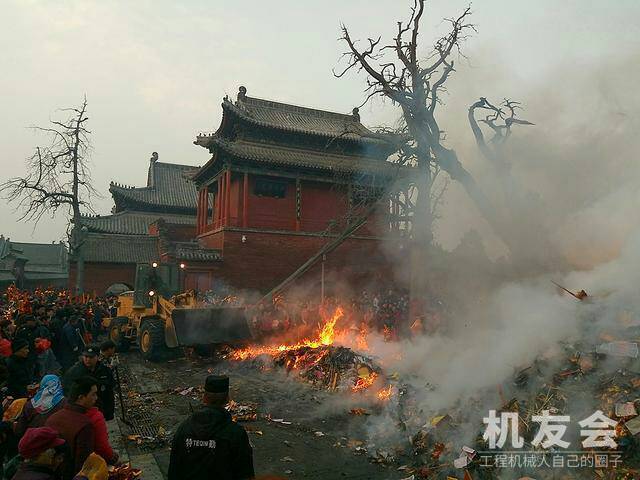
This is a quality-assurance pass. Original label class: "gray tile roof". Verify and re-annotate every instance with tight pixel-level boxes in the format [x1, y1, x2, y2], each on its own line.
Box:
[223, 96, 383, 142]
[81, 233, 158, 264]
[2, 240, 67, 273]
[204, 136, 404, 176]
[79, 211, 195, 235]
[109, 162, 199, 211]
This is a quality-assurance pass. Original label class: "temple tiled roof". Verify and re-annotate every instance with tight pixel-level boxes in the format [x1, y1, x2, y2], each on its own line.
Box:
[109, 162, 199, 212]
[79, 211, 195, 236]
[221, 95, 387, 144]
[202, 136, 404, 176]
[82, 233, 158, 264]
[0, 239, 67, 273]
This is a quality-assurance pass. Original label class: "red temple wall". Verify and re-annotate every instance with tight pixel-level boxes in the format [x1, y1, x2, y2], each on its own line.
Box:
[246, 179, 296, 231]
[194, 229, 394, 293]
[300, 181, 348, 232]
[228, 176, 242, 227]
[69, 263, 137, 295]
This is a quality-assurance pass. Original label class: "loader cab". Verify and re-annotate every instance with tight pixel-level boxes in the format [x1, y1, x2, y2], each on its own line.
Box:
[133, 263, 180, 307]
[109, 261, 252, 362]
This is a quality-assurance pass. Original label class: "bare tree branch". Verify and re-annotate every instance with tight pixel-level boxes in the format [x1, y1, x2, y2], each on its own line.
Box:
[0, 97, 97, 292]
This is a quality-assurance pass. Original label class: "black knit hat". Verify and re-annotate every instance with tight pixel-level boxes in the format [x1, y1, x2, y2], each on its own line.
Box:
[12, 338, 29, 353]
[205, 375, 229, 393]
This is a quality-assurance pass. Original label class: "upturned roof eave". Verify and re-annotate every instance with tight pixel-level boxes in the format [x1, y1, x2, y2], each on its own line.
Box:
[192, 136, 409, 187]
[220, 98, 391, 147]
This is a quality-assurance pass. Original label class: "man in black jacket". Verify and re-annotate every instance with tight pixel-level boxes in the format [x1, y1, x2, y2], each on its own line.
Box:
[168, 375, 254, 480]
[6, 338, 34, 398]
[62, 345, 115, 420]
[13, 315, 39, 379]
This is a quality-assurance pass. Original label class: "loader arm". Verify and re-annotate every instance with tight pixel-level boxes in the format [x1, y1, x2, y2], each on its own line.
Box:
[156, 296, 179, 348]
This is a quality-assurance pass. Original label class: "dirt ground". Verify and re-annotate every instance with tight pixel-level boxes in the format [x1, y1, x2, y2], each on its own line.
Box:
[115, 351, 402, 480]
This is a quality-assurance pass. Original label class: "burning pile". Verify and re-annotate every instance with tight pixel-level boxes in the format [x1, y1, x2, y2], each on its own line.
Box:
[229, 307, 394, 400]
[383, 303, 640, 479]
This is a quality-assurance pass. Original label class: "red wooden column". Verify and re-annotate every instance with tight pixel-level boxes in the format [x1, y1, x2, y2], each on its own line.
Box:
[242, 172, 249, 228]
[196, 190, 200, 234]
[198, 188, 206, 233]
[211, 188, 219, 225]
[202, 186, 209, 231]
[219, 172, 226, 228]
[225, 169, 231, 226]
[215, 176, 222, 228]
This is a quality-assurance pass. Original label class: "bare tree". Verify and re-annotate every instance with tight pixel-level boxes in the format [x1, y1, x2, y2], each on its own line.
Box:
[1, 98, 95, 293]
[336, 0, 512, 320]
[468, 97, 533, 196]
[468, 98, 563, 269]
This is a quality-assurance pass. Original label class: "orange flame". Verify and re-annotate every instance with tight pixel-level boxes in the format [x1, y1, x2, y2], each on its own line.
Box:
[356, 333, 369, 351]
[352, 372, 378, 392]
[231, 307, 344, 360]
[376, 384, 394, 401]
[318, 308, 341, 346]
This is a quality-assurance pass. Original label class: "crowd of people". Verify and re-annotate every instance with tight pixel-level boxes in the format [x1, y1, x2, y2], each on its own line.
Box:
[0, 285, 120, 480]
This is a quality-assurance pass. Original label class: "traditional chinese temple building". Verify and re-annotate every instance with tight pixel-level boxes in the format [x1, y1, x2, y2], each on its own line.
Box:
[70, 88, 404, 296]
[69, 155, 200, 293]
[169, 87, 401, 293]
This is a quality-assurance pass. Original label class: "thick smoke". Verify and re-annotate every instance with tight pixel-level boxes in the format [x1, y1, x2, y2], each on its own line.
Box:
[433, 50, 640, 268]
[350, 49, 640, 450]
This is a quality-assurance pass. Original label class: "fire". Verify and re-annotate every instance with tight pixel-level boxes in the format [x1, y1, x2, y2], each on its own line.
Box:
[231, 307, 344, 360]
[356, 332, 369, 351]
[318, 308, 341, 346]
[352, 372, 377, 392]
[376, 384, 393, 401]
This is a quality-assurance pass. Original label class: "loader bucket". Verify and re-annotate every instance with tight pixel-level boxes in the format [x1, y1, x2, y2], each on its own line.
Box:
[171, 306, 252, 345]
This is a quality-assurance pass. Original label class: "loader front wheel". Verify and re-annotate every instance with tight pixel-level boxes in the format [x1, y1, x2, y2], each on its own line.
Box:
[139, 317, 166, 361]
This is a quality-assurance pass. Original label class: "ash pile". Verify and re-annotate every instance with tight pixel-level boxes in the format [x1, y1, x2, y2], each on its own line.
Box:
[388, 298, 640, 479]
[232, 343, 393, 396]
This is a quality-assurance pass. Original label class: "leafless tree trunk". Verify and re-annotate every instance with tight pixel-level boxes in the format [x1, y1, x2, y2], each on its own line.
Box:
[468, 98, 533, 199]
[1, 98, 95, 294]
[336, 0, 513, 321]
[468, 98, 562, 269]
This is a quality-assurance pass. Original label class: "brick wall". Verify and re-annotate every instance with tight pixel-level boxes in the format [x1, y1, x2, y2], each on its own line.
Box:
[69, 262, 137, 295]
[194, 228, 400, 294]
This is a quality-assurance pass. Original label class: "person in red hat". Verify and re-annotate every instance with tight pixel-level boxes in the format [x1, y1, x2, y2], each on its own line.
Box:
[13, 427, 66, 480]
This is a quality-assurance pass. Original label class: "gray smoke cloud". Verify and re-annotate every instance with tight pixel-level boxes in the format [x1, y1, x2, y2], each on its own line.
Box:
[431, 49, 640, 267]
[347, 44, 640, 452]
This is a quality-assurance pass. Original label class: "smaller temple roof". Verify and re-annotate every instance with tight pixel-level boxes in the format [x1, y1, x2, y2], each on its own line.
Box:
[0, 236, 68, 285]
[81, 233, 158, 264]
[197, 136, 405, 177]
[222, 94, 380, 142]
[109, 161, 199, 212]
[79, 211, 195, 236]
[0, 237, 68, 274]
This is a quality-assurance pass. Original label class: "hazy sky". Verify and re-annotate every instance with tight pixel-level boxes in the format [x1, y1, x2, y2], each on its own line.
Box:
[2, 0, 639, 245]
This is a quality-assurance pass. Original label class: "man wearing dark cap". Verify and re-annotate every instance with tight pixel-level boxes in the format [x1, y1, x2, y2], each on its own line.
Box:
[6, 337, 34, 398]
[13, 427, 66, 480]
[14, 314, 40, 378]
[63, 345, 115, 420]
[168, 375, 254, 480]
[58, 315, 83, 371]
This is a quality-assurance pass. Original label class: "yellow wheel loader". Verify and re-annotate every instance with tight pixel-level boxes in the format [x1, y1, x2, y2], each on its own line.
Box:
[107, 263, 251, 361]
